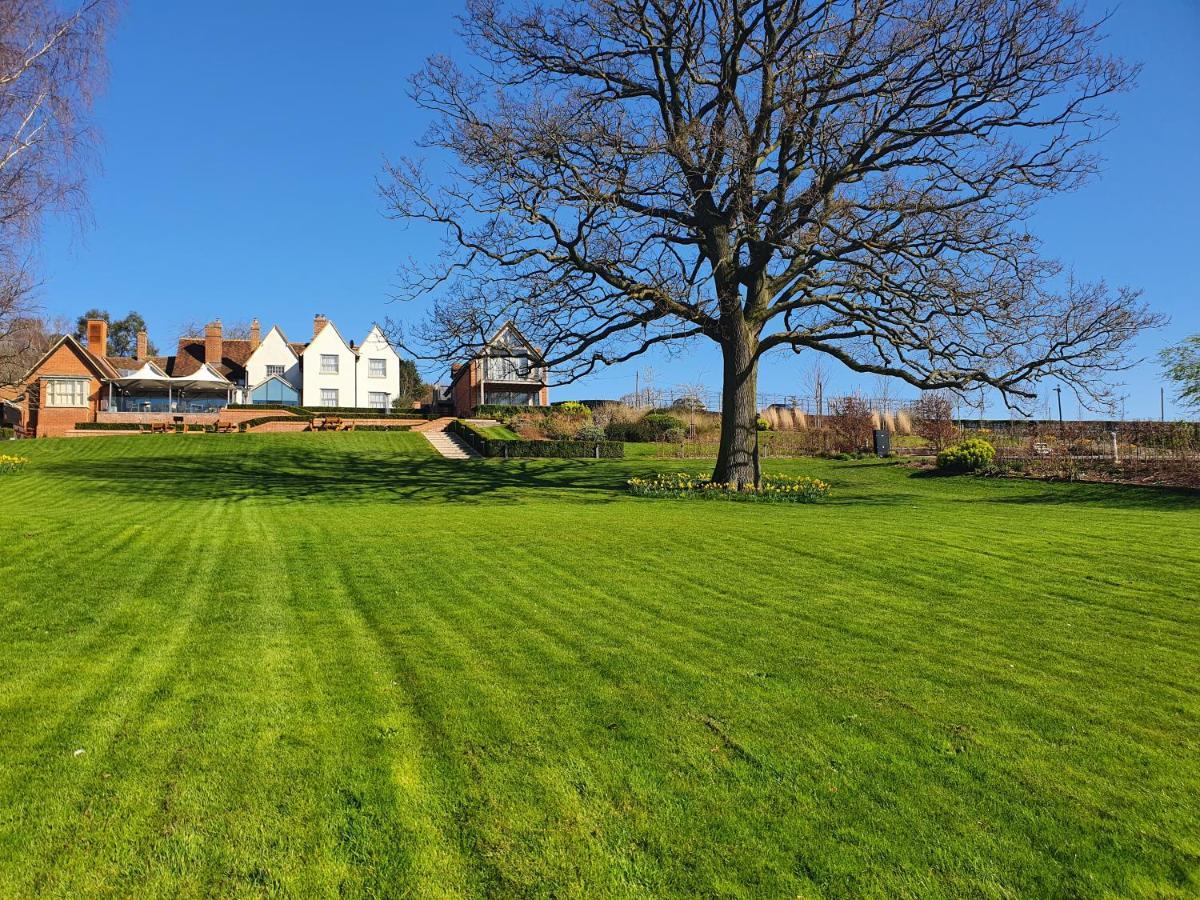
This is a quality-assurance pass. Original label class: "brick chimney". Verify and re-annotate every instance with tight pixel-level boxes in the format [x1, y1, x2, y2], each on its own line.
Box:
[204, 320, 223, 366]
[249, 318, 261, 351]
[86, 318, 108, 356]
[136, 330, 148, 361]
[313, 314, 328, 339]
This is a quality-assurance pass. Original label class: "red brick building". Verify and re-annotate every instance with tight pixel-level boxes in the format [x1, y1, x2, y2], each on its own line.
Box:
[448, 322, 549, 415]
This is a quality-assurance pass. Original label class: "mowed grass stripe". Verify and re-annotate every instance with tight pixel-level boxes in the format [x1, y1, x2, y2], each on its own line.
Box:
[0, 433, 1195, 896]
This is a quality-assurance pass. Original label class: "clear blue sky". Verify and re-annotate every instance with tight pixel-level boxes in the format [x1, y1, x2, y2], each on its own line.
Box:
[37, 0, 1199, 417]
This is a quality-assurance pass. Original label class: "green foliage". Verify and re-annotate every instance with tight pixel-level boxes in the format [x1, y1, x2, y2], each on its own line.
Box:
[394, 358, 429, 408]
[937, 438, 997, 472]
[1159, 334, 1200, 412]
[574, 424, 606, 442]
[474, 404, 554, 420]
[639, 412, 685, 440]
[0, 453, 29, 473]
[1, 427, 14, 441]
[451, 419, 623, 458]
[555, 400, 591, 418]
[756, 416, 772, 431]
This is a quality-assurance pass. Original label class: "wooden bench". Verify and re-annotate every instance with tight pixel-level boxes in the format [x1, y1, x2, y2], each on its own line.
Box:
[214, 420, 237, 434]
[149, 421, 174, 434]
[310, 417, 326, 432]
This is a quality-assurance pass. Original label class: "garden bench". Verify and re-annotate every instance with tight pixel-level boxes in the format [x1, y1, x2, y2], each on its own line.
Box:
[149, 421, 174, 434]
[310, 417, 326, 431]
[214, 420, 237, 434]
[334, 419, 355, 432]
[325, 417, 344, 431]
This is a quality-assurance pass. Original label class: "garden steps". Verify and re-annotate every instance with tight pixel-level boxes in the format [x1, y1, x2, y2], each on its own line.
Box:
[423, 423, 480, 460]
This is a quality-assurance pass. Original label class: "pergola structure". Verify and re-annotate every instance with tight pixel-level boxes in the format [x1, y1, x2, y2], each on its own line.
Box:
[107, 361, 237, 413]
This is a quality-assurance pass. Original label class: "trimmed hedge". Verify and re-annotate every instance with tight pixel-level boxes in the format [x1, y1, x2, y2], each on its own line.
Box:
[450, 419, 623, 458]
[72, 422, 145, 431]
[473, 404, 554, 420]
[226, 404, 439, 419]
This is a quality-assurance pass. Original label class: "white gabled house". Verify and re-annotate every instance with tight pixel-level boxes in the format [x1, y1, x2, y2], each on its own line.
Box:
[301, 316, 358, 408]
[245, 324, 302, 405]
[355, 324, 402, 412]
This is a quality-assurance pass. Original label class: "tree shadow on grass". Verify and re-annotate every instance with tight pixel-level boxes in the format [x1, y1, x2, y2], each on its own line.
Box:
[906, 469, 1200, 511]
[45, 449, 634, 505]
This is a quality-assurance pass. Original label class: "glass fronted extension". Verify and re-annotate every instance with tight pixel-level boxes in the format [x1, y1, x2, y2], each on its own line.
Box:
[111, 392, 233, 413]
[249, 376, 299, 405]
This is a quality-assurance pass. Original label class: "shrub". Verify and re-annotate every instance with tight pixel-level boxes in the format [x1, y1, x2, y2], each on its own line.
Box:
[627, 472, 830, 503]
[541, 413, 578, 440]
[936, 438, 996, 472]
[639, 412, 685, 441]
[663, 426, 686, 444]
[911, 392, 958, 450]
[555, 401, 592, 419]
[574, 424, 605, 442]
[1, 427, 12, 441]
[827, 394, 875, 452]
[755, 416, 771, 431]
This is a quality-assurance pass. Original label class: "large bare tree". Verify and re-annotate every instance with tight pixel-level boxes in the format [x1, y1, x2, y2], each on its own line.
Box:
[384, 0, 1161, 484]
[0, 0, 115, 383]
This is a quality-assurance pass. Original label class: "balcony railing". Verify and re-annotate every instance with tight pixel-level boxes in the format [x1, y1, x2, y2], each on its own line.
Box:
[483, 359, 546, 383]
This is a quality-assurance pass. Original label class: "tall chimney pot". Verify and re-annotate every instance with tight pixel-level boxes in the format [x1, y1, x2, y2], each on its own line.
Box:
[250, 318, 261, 351]
[313, 314, 328, 340]
[204, 319, 223, 366]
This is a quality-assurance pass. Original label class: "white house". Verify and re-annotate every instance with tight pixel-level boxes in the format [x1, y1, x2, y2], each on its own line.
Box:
[244, 325, 302, 405]
[301, 317, 358, 408]
[354, 324, 402, 412]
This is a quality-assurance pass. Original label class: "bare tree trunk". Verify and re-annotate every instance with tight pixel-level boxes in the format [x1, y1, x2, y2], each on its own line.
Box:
[713, 328, 759, 488]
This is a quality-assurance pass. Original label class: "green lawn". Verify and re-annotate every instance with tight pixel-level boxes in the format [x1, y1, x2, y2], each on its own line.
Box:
[0, 432, 1197, 897]
[473, 424, 522, 440]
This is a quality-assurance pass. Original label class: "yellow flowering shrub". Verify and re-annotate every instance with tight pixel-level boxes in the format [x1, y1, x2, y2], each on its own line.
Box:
[0, 454, 30, 474]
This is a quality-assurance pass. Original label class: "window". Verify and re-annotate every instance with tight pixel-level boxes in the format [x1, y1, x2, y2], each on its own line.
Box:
[368, 392, 389, 410]
[45, 378, 89, 407]
[266, 364, 285, 377]
[368, 358, 386, 378]
[320, 354, 339, 374]
[320, 388, 339, 406]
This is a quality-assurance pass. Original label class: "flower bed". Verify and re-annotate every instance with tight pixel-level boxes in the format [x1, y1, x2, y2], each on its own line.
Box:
[0, 453, 29, 474]
[627, 472, 830, 502]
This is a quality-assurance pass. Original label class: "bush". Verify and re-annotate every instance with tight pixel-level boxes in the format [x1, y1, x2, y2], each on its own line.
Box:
[574, 424, 606, 442]
[936, 438, 996, 472]
[639, 412, 685, 441]
[911, 392, 958, 451]
[663, 426, 686, 444]
[1, 427, 12, 441]
[828, 394, 875, 452]
[755, 416, 772, 431]
[555, 401, 592, 419]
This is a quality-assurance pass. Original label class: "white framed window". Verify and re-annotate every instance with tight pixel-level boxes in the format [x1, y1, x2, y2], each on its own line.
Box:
[320, 388, 339, 406]
[45, 378, 90, 407]
[368, 391, 389, 410]
[320, 354, 339, 374]
[368, 358, 386, 378]
[266, 364, 285, 377]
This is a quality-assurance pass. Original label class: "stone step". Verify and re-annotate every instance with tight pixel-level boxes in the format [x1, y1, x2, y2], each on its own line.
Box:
[422, 425, 481, 460]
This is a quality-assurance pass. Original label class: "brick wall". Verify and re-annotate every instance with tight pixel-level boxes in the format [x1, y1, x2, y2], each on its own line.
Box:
[450, 360, 481, 416]
[25, 343, 104, 437]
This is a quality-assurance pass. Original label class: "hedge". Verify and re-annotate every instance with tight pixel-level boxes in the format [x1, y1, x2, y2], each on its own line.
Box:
[1, 427, 13, 440]
[472, 404, 555, 420]
[226, 404, 440, 419]
[450, 419, 623, 458]
[72, 422, 146, 431]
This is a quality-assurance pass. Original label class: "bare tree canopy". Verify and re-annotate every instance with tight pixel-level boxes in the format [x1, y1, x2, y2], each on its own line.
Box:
[0, 0, 116, 384]
[384, 0, 1163, 483]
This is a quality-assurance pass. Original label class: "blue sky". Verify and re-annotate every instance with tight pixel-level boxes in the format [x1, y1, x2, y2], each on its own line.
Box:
[37, 1, 1199, 417]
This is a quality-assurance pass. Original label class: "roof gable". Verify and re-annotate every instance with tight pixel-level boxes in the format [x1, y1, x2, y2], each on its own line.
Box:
[20, 334, 116, 383]
[246, 326, 299, 367]
[303, 320, 355, 355]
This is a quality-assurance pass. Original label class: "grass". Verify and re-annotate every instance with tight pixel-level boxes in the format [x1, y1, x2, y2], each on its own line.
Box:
[473, 424, 522, 440]
[0, 432, 1197, 897]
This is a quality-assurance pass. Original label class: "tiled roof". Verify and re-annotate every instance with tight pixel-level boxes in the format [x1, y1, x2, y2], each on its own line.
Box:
[168, 338, 254, 381]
